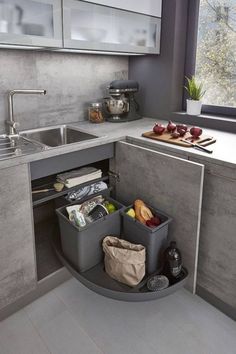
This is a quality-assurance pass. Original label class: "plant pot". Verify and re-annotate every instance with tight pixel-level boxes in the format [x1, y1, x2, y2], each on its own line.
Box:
[186, 99, 202, 116]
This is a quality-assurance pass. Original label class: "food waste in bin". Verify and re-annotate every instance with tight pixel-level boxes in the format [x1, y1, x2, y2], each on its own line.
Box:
[66, 195, 118, 228]
[126, 199, 163, 228]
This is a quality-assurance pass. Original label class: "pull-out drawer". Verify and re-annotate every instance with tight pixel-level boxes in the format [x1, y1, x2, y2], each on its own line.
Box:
[30, 143, 114, 180]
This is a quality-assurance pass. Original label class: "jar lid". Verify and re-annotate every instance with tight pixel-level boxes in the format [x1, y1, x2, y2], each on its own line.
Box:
[90, 102, 102, 108]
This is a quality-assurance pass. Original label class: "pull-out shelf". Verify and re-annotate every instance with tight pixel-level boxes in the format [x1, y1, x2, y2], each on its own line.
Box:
[53, 236, 188, 302]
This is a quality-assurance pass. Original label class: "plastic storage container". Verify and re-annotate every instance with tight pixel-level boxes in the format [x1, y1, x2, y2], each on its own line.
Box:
[56, 197, 124, 272]
[121, 205, 172, 274]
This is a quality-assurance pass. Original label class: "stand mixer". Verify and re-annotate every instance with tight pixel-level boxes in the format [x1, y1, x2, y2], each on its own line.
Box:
[103, 80, 141, 122]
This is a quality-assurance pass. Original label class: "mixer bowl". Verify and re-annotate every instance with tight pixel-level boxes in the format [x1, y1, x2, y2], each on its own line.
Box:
[104, 98, 129, 115]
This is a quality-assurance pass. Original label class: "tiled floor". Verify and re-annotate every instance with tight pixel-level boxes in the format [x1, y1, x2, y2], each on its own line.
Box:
[0, 278, 236, 354]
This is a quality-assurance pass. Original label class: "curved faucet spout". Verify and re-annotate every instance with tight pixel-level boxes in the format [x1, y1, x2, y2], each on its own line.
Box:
[7, 89, 47, 136]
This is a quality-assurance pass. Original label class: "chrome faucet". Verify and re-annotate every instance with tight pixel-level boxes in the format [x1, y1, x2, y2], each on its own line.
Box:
[6, 89, 47, 135]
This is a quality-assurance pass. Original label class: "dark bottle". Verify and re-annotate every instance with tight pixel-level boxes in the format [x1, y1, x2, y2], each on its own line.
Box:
[164, 241, 182, 279]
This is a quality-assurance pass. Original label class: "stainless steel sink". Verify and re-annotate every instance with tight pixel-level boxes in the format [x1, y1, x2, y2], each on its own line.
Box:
[20, 125, 97, 147]
[0, 136, 17, 158]
[0, 134, 43, 161]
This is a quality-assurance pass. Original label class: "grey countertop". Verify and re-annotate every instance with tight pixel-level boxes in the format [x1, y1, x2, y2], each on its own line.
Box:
[0, 117, 235, 170]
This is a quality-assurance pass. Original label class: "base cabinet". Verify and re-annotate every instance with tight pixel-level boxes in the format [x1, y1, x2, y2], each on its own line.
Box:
[1, 143, 235, 317]
[190, 158, 236, 316]
[0, 164, 36, 310]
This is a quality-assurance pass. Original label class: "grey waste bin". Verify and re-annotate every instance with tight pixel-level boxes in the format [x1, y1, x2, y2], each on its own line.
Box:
[56, 197, 124, 272]
[121, 205, 172, 274]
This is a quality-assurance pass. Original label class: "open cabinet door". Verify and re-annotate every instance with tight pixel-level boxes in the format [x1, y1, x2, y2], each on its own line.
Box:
[114, 142, 204, 293]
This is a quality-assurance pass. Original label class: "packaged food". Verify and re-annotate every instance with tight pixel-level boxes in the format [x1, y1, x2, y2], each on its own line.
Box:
[66, 206, 86, 228]
[79, 195, 105, 216]
[66, 195, 105, 228]
[88, 204, 108, 222]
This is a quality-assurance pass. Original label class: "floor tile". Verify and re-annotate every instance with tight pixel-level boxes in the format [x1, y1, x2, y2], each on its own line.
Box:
[24, 290, 67, 330]
[55, 279, 236, 354]
[67, 302, 157, 354]
[54, 278, 88, 305]
[33, 309, 103, 354]
[1, 278, 236, 354]
[55, 279, 164, 354]
[0, 310, 50, 354]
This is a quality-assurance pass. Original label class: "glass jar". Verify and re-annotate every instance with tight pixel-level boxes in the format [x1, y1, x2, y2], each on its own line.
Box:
[88, 102, 104, 123]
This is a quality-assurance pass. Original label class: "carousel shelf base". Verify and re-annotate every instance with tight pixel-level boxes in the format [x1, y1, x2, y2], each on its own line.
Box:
[53, 237, 188, 302]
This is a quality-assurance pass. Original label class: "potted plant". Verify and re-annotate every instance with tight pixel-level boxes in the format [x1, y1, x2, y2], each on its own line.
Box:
[184, 76, 205, 115]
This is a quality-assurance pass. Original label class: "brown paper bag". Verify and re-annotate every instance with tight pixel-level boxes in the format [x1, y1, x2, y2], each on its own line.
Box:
[102, 236, 146, 287]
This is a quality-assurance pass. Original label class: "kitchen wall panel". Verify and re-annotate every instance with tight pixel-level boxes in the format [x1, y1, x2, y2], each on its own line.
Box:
[0, 50, 128, 133]
[129, 0, 188, 118]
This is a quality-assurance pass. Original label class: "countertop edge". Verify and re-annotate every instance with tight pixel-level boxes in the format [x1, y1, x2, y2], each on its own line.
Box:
[0, 118, 235, 171]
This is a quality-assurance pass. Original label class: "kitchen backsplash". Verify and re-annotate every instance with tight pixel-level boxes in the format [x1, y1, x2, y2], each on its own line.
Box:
[0, 50, 128, 133]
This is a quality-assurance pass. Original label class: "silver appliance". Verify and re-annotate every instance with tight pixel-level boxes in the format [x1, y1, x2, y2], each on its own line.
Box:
[104, 80, 141, 122]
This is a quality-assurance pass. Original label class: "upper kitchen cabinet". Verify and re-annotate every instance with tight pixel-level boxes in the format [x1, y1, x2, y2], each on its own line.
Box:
[63, 0, 162, 54]
[0, 0, 62, 48]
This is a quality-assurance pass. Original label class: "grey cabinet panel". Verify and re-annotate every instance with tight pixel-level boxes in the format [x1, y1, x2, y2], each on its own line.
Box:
[114, 141, 204, 293]
[190, 158, 236, 308]
[0, 164, 36, 310]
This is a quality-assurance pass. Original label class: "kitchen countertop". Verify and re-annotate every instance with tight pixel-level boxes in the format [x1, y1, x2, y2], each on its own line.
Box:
[0, 117, 235, 170]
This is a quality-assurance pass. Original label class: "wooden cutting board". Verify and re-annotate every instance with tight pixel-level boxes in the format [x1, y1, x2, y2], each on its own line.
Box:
[142, 131, 216, 147]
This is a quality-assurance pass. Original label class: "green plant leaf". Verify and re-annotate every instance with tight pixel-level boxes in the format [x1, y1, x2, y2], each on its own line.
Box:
[184, 76, 206, 100]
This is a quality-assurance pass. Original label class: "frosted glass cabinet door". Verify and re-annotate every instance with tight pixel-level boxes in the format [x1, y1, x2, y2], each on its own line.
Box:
[83, 0, 162, 17]
[0, 0, 62, 47]
[63, 0, 161, 54]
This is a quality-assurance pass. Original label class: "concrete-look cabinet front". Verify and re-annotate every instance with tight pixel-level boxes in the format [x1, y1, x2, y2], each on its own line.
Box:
[190, 158, 236, 316]
[114, 142, 204, 293]
[0, 164, 36, 310]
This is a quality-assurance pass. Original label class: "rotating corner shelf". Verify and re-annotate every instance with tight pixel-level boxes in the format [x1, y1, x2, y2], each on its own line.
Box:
[52, 236, 188, 302]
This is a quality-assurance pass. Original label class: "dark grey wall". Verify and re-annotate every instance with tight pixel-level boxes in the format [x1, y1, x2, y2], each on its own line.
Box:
[129, 0, 189, 119]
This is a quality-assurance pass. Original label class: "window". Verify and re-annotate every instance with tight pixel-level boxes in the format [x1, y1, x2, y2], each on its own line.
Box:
[187, 0, 236, 116]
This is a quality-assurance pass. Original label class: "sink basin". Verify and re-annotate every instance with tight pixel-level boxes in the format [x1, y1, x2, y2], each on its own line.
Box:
[20, 125, 97, 147]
